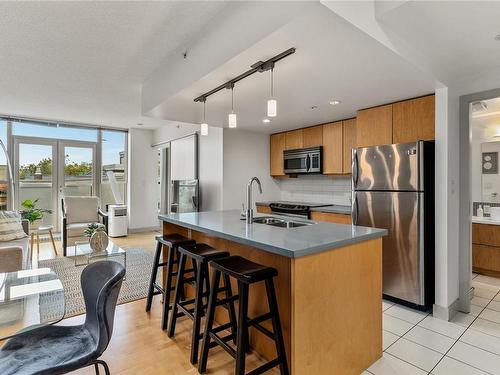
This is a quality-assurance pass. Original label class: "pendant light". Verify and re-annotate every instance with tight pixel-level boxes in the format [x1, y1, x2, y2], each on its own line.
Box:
[228, 85, 237, 128]
[267, 68, 277, 117]
[200, 98, 208, 136]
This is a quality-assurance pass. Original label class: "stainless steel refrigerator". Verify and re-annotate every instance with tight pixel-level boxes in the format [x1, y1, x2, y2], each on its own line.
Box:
[170, 179, 199, 213]
[352, 141, 434, 310]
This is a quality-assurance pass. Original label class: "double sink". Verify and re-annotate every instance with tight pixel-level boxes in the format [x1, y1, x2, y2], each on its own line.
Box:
[252, 216, 313, 228]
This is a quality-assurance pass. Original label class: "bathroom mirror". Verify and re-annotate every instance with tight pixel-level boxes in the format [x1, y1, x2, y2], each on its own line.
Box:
[481, 141, 500, 202]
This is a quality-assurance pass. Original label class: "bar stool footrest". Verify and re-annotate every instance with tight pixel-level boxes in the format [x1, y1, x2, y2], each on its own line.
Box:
[209, 332, 237, 358]
[246, 358, 281, 375]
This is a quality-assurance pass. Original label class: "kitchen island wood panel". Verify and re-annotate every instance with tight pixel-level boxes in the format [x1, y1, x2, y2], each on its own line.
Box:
[291, 238, 382, 374]
[162, 216, 383, 375]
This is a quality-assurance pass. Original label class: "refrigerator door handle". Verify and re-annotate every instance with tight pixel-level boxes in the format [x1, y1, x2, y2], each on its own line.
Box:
[352, 192, 359, 225]
[352, 149, 359, 189]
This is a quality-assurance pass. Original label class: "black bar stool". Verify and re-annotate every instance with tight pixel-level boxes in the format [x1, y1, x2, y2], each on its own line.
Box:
[167, 243, 238, 365]
[199, 255, 289, 375]
[145, 234, 195, 330]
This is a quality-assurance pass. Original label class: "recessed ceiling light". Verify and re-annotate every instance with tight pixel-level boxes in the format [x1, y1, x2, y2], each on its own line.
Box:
[495, 33, 500, 41]
[263, 118, 271, 123]
[329, 100, 341, 106]
[137, 123, 143, 126]
[311, 105, 318, 110]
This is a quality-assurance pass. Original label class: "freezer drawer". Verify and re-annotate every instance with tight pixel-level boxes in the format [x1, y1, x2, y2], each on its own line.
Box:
[353, 191, 426, 305]
[352, 142, 423, 191]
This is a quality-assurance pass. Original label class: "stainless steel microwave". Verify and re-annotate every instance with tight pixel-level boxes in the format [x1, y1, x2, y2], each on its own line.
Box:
[284, 146, 322, 174]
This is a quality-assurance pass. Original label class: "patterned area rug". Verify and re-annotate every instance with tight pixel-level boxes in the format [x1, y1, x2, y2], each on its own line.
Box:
[38, 248, 160, 320]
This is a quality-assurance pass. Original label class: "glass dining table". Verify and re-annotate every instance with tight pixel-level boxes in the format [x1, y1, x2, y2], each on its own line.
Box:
[0, 268, 64, 342]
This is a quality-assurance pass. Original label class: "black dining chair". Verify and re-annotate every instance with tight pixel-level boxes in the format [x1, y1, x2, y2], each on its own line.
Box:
[0, 260, 125, 375]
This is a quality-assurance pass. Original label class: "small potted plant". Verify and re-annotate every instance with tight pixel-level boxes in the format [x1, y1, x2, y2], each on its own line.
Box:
[84, 222, 106, 239]
[20, 199, 52, 231]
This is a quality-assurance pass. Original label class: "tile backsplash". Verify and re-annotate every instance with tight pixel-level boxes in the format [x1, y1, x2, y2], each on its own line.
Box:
[276, 175, 352, 206]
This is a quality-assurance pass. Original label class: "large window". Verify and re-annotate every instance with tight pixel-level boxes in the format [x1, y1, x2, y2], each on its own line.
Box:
[0, 118, 127, 219]
[0, 120, 8, 210]
[12, 120, 98, 142]
[101, 130, 127, 208]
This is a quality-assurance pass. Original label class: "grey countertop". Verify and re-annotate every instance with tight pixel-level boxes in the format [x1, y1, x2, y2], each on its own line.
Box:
[159, 210, 386, 258]
[256, 201, 351, 215]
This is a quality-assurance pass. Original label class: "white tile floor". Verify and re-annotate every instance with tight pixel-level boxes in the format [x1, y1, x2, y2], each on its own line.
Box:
[365, 273, 500, 374]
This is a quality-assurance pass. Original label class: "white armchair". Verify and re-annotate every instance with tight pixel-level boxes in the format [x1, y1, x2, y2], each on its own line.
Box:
[61, 196, 108, 256]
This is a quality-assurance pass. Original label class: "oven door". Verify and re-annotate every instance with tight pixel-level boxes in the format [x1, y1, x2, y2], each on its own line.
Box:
[284, 151, 308, 174]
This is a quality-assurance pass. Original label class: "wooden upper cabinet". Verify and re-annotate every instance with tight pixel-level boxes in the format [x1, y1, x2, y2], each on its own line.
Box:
[302, 126, 323, 148]
[270, 133, 286, 177]
[322, 121, 343, 174]
[285, 129, 303, 150]
[393, 95, 435, 144]
[356, 104, 393, 148]
[342, 118, 356, 174]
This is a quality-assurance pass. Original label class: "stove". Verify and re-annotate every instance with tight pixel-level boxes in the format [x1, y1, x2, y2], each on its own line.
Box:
[268, 202, 333, 219]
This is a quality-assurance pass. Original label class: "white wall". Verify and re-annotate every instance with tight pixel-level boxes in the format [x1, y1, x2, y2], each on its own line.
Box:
[222, 129, 280, 210]
[153, 121, 200, 145]
[471, 126, 487, 203]
[127, 128, 159, 230]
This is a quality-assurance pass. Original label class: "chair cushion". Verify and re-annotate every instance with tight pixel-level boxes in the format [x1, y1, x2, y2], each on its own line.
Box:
[63, 196, 99, 224]
[0, 235, 29, 271]
[66, 223, 91, 238]
[0, 211, 28, 242]
[0, 325, 98, 375]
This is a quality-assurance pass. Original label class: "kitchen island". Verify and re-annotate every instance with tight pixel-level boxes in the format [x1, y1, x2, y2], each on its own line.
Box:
[159, 210, 387, 375]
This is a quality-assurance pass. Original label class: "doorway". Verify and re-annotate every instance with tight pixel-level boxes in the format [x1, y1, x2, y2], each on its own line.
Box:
[13, 136, 97, 231]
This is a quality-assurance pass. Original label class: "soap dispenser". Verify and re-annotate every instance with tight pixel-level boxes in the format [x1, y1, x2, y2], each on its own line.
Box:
[477, 205, 484, 217]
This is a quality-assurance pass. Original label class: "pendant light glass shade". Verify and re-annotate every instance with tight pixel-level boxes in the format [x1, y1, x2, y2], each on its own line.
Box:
[267, 99, 277, 117]
[228, 112, 237, 128]
[200, 99, 208, 136]
[267, 68, 277, 117]
[228, 86, 237, 128]
[200, 122, 208, 136]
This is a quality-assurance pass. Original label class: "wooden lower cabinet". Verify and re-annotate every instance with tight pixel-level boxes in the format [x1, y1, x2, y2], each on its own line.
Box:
[472, 223, 500, 277]
[310, 211, 351, 224]
[256, 205, 272, 214]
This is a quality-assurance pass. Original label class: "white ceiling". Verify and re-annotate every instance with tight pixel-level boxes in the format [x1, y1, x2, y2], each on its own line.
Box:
[0, 1, 228, 129]
[3, 1, 497, 134]
[148, 2, 436, 133]
[374, 1, 500, 85]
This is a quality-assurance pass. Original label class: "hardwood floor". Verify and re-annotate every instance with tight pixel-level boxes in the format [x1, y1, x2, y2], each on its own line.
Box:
[34, 231, 276, 375]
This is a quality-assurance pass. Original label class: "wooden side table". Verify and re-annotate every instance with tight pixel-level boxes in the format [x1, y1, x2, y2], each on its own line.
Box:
[31, 225, 58, 259]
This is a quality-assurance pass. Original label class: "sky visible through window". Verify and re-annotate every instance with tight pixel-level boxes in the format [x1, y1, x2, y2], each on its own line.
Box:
[2, 121, 126, 166]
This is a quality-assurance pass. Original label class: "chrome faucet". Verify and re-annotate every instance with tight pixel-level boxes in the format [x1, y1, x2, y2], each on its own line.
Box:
[246, 177, 262, 223]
